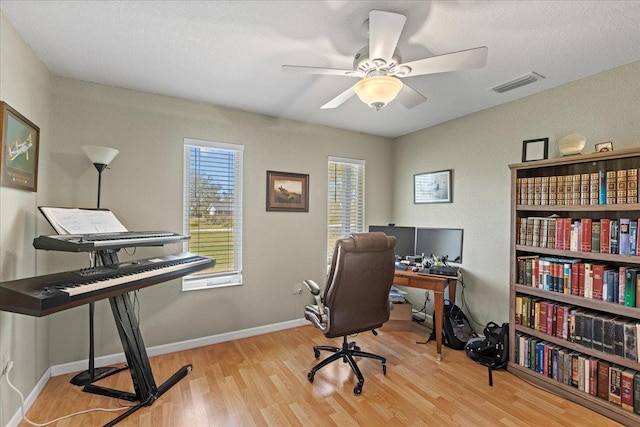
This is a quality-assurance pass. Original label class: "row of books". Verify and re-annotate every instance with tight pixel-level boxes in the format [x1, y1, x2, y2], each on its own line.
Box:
[516, 256, 640, 307]
[516, 168, 639, 206]
[517, 216, 640, 255]
[515, 296, 640, 361]
[514, 332, 640, 414]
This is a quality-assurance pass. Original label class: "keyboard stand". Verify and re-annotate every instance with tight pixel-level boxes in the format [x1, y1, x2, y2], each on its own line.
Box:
[83, 291, 192, 426]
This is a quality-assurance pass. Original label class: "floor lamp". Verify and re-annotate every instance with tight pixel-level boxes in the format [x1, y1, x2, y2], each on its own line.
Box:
[70, 145, 124, 386]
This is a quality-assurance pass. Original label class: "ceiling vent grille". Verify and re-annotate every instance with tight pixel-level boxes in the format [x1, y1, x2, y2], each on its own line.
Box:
[491, 72, 545, 93]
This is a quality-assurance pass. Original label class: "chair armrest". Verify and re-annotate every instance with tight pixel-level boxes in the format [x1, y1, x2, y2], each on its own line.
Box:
[303, 279, 321, 296]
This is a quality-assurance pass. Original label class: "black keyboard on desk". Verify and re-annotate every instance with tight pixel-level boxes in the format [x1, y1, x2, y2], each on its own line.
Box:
[418, 265, 460, 277]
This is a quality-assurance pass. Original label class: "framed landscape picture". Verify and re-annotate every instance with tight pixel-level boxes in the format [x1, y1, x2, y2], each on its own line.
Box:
[266, 170, 309, 212]
[0, 102, 40, 192]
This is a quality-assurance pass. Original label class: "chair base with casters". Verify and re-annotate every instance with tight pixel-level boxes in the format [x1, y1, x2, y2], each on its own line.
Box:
[307, 333, 387, 395]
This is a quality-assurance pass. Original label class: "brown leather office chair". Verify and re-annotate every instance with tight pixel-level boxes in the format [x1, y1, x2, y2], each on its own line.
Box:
[303, 232, 396, 395]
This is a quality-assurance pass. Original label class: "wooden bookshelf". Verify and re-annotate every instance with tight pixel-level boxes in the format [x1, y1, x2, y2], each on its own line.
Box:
[509, 147, 640, 425]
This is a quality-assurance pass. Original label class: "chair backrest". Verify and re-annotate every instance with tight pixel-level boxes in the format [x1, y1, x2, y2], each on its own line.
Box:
[322, 232, 397, 338]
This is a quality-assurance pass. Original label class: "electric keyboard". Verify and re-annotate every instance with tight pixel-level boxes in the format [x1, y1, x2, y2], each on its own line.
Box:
[33, 231, 190, 252]
[0, 253, 214, 317]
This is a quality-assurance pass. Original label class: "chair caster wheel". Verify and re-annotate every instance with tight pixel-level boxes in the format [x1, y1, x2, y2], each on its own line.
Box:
[353, 382, 363, 395]
[308, 371, 315, 383]
[382, 364, 387, 375]
[313, 349, 320, 358]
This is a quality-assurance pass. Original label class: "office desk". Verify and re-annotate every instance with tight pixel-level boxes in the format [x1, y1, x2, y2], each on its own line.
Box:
[393, 270, 457, 361]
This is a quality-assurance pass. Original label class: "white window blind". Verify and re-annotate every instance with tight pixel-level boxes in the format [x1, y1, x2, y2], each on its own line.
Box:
[183, 138, 243, 290]
[327, 156, 365, 265]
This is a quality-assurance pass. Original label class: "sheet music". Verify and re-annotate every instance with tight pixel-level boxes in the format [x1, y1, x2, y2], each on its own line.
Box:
[39, 207, 128, 235]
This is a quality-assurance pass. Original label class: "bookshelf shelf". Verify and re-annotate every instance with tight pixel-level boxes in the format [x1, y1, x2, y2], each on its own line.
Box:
[509, 147, 640, 425]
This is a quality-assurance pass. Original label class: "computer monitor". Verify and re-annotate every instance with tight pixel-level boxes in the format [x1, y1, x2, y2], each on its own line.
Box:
[415, 227, 464, 263]
[368, 225, 416, 259]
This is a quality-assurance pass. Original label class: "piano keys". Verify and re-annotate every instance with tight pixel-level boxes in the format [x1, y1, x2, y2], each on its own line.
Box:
[0, 252, 214, 317]
[33, 230, 190, 252]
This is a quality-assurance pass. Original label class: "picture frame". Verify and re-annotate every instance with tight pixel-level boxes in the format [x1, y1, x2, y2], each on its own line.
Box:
[595, 141, 613, 153]
[0, 101, 40, 192]
[414, 169, 452, 204]
[266, 170, 309, 212]
[521, 138, 549, 162]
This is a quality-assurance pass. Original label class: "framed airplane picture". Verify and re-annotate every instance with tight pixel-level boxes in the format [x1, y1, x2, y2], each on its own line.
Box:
[0, 102, 40, 192]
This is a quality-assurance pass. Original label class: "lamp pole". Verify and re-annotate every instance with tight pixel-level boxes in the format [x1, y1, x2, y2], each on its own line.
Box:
[70, 146, 124, 386]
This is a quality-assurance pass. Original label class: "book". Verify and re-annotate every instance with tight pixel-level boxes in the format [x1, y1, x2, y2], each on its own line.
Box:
[591, 264, 605, 300]
[631, 220, 638, 256]
[610, 365, 624, 405]
[603, 316, 617, 354]
[591, 314, 608, 352]
[582, 312, 594, 349]
[598, 359, 612, 400]
[600, 218, 611, 254]
[620, 218, 631, 255]
[626, 268, 638, 307]
[622, 369, 637, 411]
[591, 220, 601, 252]
[625, 321, 638, 361]
[614, 318, 626, 357]
[611, 219, 620, 254]
[580, 218, 592, 252]
[588, 357, 599, 397]
[635, 371, 640, 415]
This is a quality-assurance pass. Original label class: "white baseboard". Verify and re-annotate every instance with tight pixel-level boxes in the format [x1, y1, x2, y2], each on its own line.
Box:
[7, 318, 308, 426]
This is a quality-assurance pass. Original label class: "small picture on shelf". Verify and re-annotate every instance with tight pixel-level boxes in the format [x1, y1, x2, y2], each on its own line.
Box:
[521, 138, 549, 162]
[595, 141, 613, 153]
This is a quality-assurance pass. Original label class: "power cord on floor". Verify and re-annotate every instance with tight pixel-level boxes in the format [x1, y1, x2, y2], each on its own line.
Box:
[4, 361, 131, 426]
[457, 272, 485, 332]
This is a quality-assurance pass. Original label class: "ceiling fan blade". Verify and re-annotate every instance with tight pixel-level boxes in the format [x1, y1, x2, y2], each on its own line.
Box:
[399, 46, 488, 77]
[321, 85, 356, 109]
[396, 83, 427, 109]
[369, 10, 406, 62]
[281, 65, 362, 77]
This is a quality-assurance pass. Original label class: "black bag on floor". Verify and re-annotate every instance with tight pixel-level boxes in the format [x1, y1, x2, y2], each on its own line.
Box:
[465, 321, 509, 386]
[428, 300, 476, 350]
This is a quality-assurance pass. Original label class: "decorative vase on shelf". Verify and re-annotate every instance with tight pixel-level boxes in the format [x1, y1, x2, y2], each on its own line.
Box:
[558, 133, 586, 156]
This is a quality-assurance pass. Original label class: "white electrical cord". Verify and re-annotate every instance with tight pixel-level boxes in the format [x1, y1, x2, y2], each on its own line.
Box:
[4, 361, 130, 426]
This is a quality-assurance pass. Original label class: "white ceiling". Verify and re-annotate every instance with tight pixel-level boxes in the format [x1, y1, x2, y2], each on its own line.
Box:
[2, 1, 640, 138]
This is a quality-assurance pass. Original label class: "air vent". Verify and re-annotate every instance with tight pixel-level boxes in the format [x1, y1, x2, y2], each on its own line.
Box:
[491, 72, 545, 93]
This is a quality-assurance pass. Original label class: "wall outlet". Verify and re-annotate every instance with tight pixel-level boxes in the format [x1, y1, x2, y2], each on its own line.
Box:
[2, 351, 10, 376]
[293, 283, 303, 295]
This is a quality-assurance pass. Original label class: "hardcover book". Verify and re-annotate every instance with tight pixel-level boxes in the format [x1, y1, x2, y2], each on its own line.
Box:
[619, 218, 630, 255]
[600, 218, 611, 254]
[621, 369, 637, 411]
[610, 365, 623, 405]
[598, 359, 612, 400]
[603, 316, 617, 354]
[614, 318, 626, 357]
[624, 321, 638, 361]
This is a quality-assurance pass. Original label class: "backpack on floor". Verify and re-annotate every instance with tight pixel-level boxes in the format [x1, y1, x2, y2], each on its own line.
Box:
[465, 322, 509, 386]
[429, 300, 476, 350]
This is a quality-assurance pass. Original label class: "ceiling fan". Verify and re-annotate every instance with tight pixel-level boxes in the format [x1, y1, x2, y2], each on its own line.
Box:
[282, 10, 488, 111]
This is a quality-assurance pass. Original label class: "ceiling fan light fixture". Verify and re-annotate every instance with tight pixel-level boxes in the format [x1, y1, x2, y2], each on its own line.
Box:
[354, 76, 403, 110]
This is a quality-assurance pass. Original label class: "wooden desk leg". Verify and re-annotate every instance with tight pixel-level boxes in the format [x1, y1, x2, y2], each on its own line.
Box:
[433, 290, 444, 361]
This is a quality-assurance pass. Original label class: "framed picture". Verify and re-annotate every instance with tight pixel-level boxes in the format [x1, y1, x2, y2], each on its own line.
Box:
[266, 170, 309, 212]
[414, 169, 452, 204]
[595, 141, 613, 153]
[0, 102, 40, 192]
[521, 138, 549, 162]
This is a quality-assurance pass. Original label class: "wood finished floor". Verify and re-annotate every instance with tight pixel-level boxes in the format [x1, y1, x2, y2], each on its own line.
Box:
[17, 323, 621, 426]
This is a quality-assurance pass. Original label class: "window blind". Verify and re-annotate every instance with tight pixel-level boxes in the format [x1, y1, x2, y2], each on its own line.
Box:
[327, 156, 365, 265]
[183, 138, 243, 290]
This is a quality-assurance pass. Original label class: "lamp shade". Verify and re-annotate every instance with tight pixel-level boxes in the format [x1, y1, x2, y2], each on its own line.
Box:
[82, 145, 119, 165]
[354, 76, 403, 110]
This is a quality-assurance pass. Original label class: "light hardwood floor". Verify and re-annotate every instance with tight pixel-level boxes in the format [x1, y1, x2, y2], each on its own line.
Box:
[17, 323, 621, 426]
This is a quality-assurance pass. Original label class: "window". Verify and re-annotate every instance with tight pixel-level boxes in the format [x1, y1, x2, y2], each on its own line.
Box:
[327, 156, 365, 265]
[183, 138, 243, 290]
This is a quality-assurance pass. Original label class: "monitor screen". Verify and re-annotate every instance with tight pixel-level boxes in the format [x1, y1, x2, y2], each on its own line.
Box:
[415, 228, 464, 263]
[368, 225, 416, 258]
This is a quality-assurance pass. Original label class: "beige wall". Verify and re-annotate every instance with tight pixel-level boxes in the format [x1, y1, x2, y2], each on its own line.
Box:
[0, 12, 52, 426]
[47, 78, 394, 364]
[392, 60, 640, 329]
